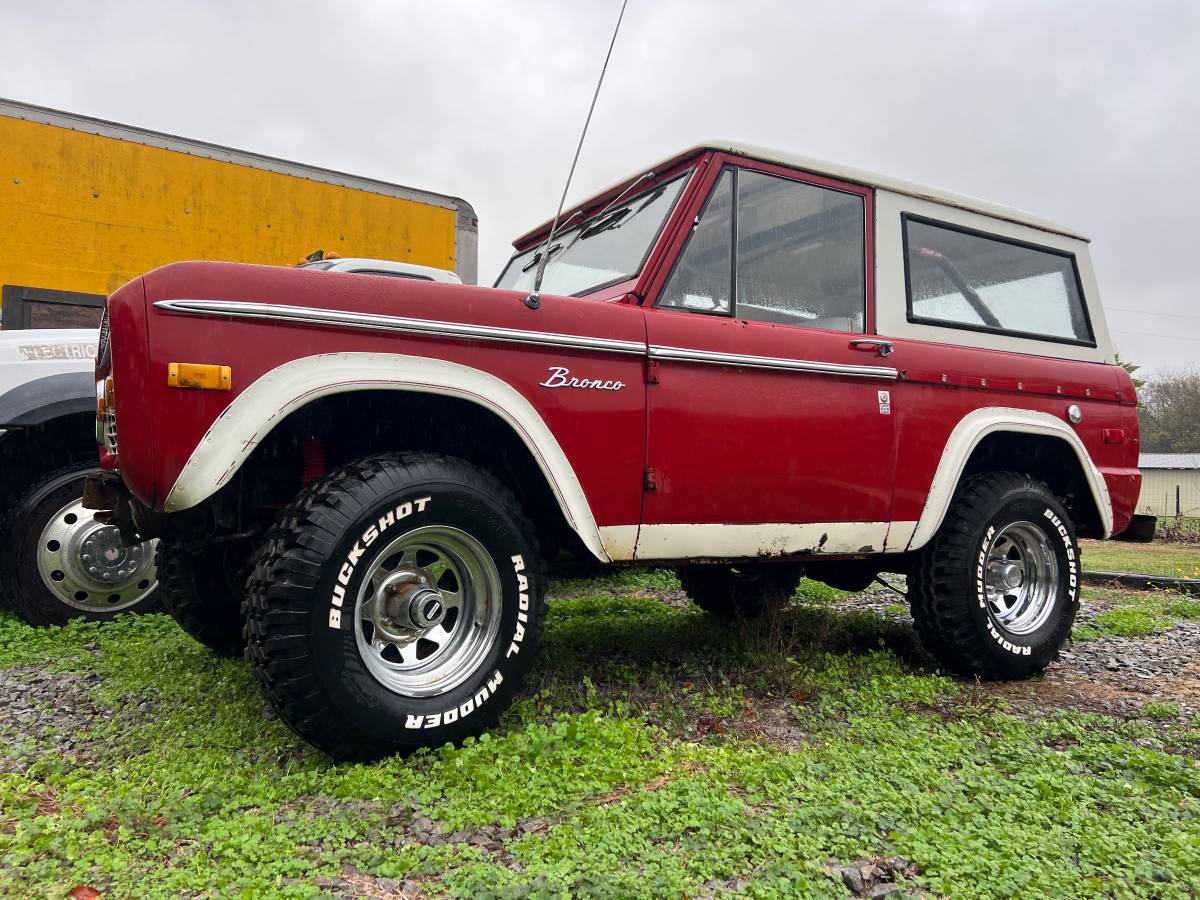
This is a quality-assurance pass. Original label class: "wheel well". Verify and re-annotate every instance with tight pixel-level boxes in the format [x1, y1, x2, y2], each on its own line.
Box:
[962, 431, 1103, 537]
[224, 390, 588, 562]
[0, 412, 96, 511]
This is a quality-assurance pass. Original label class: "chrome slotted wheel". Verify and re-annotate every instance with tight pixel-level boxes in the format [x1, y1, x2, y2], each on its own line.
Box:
[36, 497, 158, 612]
[983, 521, 1059, 636]
[355, 525, 502, 697]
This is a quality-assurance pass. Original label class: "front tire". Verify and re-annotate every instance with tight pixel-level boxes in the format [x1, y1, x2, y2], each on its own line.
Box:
[2, 463, 159, 626]
[909, 472, 1079, 680]
[244, 452, 546, 760]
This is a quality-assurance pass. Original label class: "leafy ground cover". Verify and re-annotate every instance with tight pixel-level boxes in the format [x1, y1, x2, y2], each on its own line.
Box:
[1, 570, 1198, 898]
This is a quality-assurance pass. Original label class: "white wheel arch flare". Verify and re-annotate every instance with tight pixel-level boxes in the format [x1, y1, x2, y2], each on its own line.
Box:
[162, 352, 613, 562]
[906, 407, 1115, 551]
[164, 355, 1113, 564]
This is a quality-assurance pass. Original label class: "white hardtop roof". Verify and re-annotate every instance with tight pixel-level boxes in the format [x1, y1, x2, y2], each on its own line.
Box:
[515, 141, 1088, 246]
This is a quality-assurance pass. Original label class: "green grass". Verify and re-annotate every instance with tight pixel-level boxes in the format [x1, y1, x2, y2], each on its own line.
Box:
[1073, 590, 1200, 640]
[1079, 539, 1200, 578]
[1, 571, 1198, 898]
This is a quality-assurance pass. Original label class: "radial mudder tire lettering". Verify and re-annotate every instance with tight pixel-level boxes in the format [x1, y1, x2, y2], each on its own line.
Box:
[243, 452, 546, 761]
[908, 471, 1079, 680]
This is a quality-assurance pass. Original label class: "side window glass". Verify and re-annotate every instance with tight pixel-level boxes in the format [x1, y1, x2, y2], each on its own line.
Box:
[657, 169, 733, 314]
[735, 170, 865, 332]
[903, 217, 1093, 344]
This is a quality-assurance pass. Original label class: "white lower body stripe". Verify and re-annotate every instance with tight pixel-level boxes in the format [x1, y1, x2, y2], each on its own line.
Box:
[597, 521, 918, 561]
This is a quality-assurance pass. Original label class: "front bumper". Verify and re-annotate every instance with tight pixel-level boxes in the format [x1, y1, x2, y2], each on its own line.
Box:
[82, 471, 151, 545]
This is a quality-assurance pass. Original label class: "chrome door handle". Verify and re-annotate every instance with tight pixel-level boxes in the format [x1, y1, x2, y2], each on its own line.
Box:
[849, 339, 893, 358]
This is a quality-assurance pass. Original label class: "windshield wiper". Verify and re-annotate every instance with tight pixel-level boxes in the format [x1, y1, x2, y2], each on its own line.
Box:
[521, 243, 562, 273]
[578, 206, 631, 239]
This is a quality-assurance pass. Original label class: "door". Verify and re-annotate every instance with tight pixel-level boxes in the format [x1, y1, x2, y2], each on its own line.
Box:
[638, 160, 898, 560]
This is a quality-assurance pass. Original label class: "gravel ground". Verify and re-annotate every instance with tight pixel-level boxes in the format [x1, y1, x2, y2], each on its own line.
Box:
[0, 666, 108, 774]
[836, 583, 1200, 726]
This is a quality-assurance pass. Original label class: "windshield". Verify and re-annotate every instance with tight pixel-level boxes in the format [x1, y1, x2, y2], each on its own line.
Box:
[495, 173, 689, 296]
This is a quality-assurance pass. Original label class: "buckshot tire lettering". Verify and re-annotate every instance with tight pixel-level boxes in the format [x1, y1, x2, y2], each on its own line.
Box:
[1044, 508, 1080, 600]
[328, 495, 431, 629]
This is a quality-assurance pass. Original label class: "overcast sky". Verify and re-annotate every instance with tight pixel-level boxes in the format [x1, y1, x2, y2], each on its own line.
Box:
[3, 0, 1197, 376]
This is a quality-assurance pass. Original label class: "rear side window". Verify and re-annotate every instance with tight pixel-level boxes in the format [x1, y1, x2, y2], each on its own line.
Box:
[903, 215, 1093, 345]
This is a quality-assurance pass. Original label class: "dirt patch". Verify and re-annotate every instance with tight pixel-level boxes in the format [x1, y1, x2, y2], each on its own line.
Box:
[989, 624, 1200, 722]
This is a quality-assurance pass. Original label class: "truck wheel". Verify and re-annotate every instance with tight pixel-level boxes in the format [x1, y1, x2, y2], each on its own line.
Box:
[676, 564, 803, 620]
[156, 541, 253, 657]
[2, 463, 159, 626]
[244, 452, 546, 761]
[908, 472, 1079, 680]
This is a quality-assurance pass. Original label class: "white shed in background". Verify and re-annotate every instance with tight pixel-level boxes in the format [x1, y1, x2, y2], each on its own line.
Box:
[1138, 454, 1200, 518]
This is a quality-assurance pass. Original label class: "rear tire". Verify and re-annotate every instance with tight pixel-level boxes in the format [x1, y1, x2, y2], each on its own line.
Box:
[244, 452, 546, 761]
[157, 541, 253, 657]
[908, 472, 1079, 680]
[2, 462, 159, 626]
[676, 564, 803, 620]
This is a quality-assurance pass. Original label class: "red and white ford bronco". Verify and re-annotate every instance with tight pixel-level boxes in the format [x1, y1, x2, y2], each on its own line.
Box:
[88, 143, 1147, 759]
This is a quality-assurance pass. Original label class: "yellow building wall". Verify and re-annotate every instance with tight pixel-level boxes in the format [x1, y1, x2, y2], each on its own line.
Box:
[0, 115, 458, 297]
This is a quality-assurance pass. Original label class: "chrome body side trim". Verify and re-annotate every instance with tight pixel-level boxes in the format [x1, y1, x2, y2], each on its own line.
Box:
[153, 300, 646, 356]
[154, 300, 898, 378]
[648, 345, 898, 380]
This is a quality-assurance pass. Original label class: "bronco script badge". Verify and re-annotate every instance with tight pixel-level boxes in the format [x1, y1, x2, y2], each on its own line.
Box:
[539, 366, 625, 392]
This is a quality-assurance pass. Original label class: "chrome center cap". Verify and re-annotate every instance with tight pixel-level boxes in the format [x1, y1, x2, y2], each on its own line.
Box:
[380, 571, 446, 630]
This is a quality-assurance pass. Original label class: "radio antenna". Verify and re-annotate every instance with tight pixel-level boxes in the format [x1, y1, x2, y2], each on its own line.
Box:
[525, 0, 630, 310]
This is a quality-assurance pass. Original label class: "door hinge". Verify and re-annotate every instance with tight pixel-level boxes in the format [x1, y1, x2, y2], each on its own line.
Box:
[644, 467, 658, 491]
[644, 358, 660, 384]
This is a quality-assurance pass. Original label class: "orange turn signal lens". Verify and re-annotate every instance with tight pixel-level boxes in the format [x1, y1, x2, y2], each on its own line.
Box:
[168, 363, 232, 391]
[96, 376, 114, 417]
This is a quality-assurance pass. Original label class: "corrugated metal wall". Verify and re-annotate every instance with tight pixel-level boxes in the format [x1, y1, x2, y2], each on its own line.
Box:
[0, 114, 459, 297]
[1137, 469, 1200, 517]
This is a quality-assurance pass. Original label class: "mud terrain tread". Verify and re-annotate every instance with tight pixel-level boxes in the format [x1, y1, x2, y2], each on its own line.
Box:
[243, 452, 547, 760]
[909, 471, 1068, 680]
[157, 542, 250, 658]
